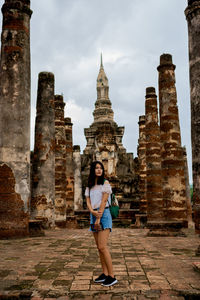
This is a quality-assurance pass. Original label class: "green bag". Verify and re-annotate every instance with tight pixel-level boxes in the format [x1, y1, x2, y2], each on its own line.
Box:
[109, 193, 119, 219]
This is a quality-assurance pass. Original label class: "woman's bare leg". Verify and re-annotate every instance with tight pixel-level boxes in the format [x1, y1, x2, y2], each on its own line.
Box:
[97, 229, 114, 277]
[93, 232, 108, 275]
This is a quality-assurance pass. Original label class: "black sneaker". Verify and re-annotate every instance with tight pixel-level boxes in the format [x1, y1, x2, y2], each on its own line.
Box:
[102, 275, 118, 287]
[94, 273, 107, 283]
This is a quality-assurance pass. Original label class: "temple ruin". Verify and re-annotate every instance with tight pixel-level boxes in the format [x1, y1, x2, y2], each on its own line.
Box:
[0, 0, 197, 238]
[81, 56, 140, 227]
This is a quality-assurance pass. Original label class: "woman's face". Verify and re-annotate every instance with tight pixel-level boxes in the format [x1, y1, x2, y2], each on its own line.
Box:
[95, 163, 103, 177]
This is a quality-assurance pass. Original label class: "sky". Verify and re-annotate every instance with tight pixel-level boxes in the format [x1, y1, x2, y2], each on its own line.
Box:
[0, 0, 192, 182]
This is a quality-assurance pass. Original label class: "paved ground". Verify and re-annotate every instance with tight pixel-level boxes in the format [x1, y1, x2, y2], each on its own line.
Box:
[0, 228, 200, 299]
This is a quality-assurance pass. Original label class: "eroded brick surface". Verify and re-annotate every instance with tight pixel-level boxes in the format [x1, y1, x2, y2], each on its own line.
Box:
[0, 164, 29, 238]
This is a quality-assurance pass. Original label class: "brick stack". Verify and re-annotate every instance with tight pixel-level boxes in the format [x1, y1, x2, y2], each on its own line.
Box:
[31, 72, 55, 228]
[54, 95, 67, 227]
[65, 117, 74, 215]
[136, 115, 147, 226]
[157, 54, 187, 225]
[145, 87, 164, 227]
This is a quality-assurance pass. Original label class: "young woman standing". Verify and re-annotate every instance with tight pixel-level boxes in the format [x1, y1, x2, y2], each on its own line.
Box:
[85, 161, 118, 287]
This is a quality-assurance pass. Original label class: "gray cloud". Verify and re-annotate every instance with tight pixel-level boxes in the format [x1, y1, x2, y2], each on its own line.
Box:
[0, 0, 191, 182]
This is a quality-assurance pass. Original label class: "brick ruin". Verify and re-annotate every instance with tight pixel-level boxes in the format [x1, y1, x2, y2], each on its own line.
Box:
[137, 55, 192, 235]
[185, 0, 200, 254]
[0, 0, 198, 238]
[31, 72, 55, 228]
[0, 0, 32, 237]
[145, 87, 164, 228]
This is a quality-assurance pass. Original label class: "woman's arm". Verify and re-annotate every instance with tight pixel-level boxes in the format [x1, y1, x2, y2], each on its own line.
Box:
[86, 197, 102, 218]
[95, 180, 110, 225]
[99, 192, 109, 214]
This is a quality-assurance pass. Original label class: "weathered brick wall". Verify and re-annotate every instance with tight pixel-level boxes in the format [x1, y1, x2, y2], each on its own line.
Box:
[31, 72, 55, 228]
[157, 54, 187, 222]
[183, 146, 193, 228]
[185, 0, 200, 232]
[137, 115, 147, 214]
[0, 0, 32, 237]
[145, 87, 164, 222]
[73, 146, 83, 210]
[54, 95, 67, 227]
[65, 117, 74, 215]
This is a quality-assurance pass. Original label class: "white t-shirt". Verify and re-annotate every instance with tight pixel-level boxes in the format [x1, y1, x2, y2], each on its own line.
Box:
[85, 183, 112, 209]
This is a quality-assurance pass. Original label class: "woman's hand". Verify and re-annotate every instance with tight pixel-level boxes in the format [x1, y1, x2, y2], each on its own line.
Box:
[92, 210, 103, 218]
[94, 218, 101, 231]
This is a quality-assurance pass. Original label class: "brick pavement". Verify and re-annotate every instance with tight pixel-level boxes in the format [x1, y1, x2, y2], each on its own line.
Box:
[0, 228, 200, 299]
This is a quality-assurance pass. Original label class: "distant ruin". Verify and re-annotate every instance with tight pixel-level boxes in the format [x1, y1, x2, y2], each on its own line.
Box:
[0, 0, 198, 239]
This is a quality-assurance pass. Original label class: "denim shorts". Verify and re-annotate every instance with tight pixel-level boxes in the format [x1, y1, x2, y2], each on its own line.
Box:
[90, 207, 112, 232]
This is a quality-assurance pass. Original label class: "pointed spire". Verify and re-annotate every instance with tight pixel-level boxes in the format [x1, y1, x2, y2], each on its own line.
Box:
[100, 53, 103, 68]
[97, 53, 108, 88]
[94, 55, 114, 123]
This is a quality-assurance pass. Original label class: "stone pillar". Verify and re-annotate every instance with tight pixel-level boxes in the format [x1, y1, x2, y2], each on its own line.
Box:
[0, 0, 32, 238]
[183, 146, 194, 229]
[137, 115, 147, 215]
[145, 87, 164, 225]
[54, 95, 67, 227]
[73, 146, 83, 210]
[157, 54, 187, 224]
[31, 72, 55, 228]
[185, 0, 200, 233]
[65, 117, 74, 215]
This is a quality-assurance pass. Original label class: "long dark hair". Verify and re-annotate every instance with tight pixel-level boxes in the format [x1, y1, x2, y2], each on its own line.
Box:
[88, 161, 105, 189]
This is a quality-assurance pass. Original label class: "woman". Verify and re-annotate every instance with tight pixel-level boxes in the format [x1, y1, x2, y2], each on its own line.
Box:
[85, 161, 118, 287]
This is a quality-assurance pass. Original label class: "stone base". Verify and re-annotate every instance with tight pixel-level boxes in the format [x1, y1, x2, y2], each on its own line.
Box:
[195, 244, 200, 256]
[66, 216, 78, 229]
[55, 220, 66, 228]
[29, 220, 45, 237]
[147, 221, 187, 237]
[74, 210, 90, 228]
[132, 213, 147, 228]
[0, 228, 29, 239]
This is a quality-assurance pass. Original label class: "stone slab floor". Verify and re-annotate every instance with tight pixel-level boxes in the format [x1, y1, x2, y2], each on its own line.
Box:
[0, 228, 200, 300]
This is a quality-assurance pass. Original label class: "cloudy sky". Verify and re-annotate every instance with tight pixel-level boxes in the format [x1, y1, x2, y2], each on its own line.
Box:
[0, 0, 192, 182]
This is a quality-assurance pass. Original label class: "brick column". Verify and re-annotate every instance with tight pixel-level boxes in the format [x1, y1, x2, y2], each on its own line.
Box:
[73, 146, 83, 210]
[31, 72, 55, 228]
[137, 115, 147, 215]
[145, 87, 164, 224]
[0, 0, 32, 237]
[54, 95, 67, 227]
[183, 146, 194, 229]
[65, 117, 74, 215]
[157, 54, 187, 224]
[185, 0, 200, 234]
